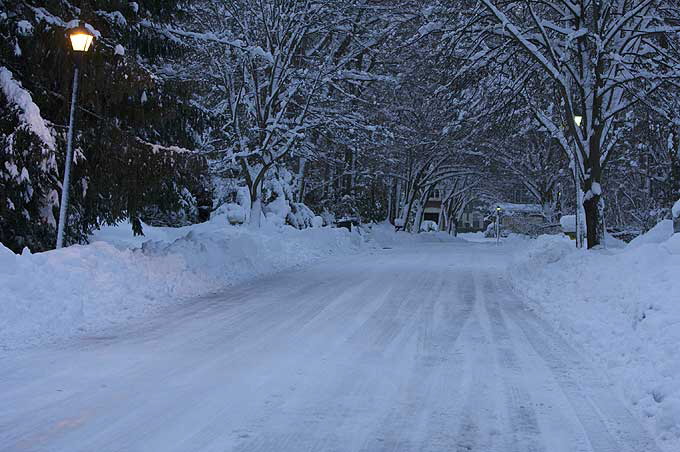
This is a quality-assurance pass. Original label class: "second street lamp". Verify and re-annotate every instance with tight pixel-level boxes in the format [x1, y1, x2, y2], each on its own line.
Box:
[56, 25, 94, 249]
[572, 113, 584, 248]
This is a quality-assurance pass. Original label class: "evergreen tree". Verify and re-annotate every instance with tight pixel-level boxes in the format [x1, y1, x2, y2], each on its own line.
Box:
[0, 0, 209, 251]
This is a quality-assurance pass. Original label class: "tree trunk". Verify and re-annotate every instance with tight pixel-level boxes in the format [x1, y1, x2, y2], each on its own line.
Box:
[414, 188, 431, 234]
[582, 127, 605, 248]
[438, 204, 446, 232]
[249, 182, 262, 227]
[414, 200, 424, 234]
[395, 180, 402, 221]
[296, 157, 307, 203]
[669, 129, 680, 209]
[250, 197, 262, 227]
[402, 185, 419, 232]
[583, 191, 605, 249]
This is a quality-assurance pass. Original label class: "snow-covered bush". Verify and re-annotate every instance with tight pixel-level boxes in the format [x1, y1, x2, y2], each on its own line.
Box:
[263, 197, 290, 226]
[312, 215, 324, 228]
[559, 215, 576, 233]
[419, 220, 438, 232]
[225, 203, 246, 225]
[286, 202, 316, 229]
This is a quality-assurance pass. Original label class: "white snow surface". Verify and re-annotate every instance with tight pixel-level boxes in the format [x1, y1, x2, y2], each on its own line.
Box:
[509, 227, 680, 451]
[0, 230, 665, 451]
[559, 214, 576, 232]
[0, 214, 364, 350]
[672, 199, 680, 219]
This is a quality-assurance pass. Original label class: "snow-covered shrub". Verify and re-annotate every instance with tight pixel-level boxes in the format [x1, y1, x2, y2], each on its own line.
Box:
[420, 220, 438, 232]
[312, 216, 324, 228]
[225, 203, 246, 225]
[320, 209, 335, 227]
[286, 202, 315, 229]
[263, 197, 290, 226]
[484, 222, 496, 238]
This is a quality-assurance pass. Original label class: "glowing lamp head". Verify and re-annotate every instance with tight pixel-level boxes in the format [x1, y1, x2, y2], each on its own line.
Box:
[496, 206, 501, 212]
[69, 27, 94, 52]
[574, 115, 583, 127]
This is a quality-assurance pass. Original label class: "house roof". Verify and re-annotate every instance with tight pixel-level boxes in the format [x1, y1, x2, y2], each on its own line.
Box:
[492, 203, 543, 215]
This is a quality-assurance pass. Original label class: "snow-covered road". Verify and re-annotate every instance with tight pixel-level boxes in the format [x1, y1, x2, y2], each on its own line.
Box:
[0, 239, 662, 451]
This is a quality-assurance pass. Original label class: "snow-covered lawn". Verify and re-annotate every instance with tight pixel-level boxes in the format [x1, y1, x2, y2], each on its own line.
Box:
[509, 221, 680, 450]
[0, 214, 364, 350]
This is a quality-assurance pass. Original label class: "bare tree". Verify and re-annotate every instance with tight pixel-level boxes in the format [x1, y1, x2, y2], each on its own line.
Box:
[441, 0, 680, 247]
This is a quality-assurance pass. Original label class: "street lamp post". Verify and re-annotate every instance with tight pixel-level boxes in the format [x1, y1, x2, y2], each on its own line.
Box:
[495, 206, 501, 245]
[572, 114, 584, 249]
[56, 26, 94, 249]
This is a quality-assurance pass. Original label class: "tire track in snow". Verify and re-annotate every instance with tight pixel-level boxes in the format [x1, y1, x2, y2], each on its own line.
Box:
[2, 269, 368, 452]
[227, 264, 434, 452]
[446, 273, 509, 452]
[493, 277, 662, 452]
[481, 276, 545, 452]
[359, 270, 475, 452]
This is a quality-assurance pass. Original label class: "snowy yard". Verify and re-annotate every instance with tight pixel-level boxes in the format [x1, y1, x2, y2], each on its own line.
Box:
[2, 225, 680, 451]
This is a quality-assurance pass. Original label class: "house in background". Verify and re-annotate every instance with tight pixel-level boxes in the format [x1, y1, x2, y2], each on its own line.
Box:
[422, 189, 485, 232]
[487, 202, 547, 236]
[423, 189, 443, 223]
[458, 202, 485, 232]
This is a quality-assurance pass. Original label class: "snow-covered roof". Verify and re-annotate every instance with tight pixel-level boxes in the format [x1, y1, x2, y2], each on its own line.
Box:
[492, 203, 543, 215]
[560, 215, 576, 233]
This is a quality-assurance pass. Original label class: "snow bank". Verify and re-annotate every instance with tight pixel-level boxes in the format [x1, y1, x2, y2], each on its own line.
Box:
[508, 228, 680, 450]
[628, 219, 674, 249]
[0, 216, 364, 350]
[368, 222, 467, 247]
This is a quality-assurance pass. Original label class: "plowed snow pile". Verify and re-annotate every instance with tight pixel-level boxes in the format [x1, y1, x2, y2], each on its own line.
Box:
[509, 221, 680, 449]
[0, 215, 364, 350]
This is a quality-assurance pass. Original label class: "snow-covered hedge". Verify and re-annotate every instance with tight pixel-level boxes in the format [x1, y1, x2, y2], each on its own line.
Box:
[508, 223, 680, 449]
[0, 216, 364, 350]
